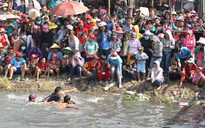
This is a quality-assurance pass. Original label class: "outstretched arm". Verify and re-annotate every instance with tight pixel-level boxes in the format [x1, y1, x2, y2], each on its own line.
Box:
[66, 104, 80, 109]
[63, 88, 78, 94]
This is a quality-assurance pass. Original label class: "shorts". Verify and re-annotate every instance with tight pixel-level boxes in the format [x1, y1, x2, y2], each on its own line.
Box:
[15, 68, 21, 74]
[137, 64, 146, 73]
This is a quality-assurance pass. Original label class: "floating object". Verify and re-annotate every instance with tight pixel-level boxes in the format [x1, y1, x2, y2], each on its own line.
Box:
[104, 83, 115, 91]
[179, 102, 189, 106]
[126, 91, 135, 95]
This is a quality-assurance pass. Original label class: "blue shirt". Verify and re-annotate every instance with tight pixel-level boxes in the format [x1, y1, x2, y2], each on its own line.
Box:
[107, 22, 113, 31]
[11, 58, 26, 68]
[136, 52, 148, 65]
[17, 5, 26, 13]
[98, 32, 110, 50]
[107, 55, 122, 74]
[84, 41, 99, 54]
[175, 47, 193, 59]
[7, 21, 18, 35]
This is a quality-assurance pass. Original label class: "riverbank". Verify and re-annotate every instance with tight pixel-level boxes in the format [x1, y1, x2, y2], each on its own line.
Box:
[0, 75, 203, 103]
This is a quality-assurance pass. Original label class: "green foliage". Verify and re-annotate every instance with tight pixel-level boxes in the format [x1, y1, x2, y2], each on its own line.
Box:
[152, 94, 173, 106]
[0, 78, 11, 89]
[38, 81, 55, 92]
[124, 93, 140, 101]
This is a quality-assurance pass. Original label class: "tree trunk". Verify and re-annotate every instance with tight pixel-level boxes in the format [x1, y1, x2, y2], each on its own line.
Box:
[128, 0, 133, 17]
[108, 0, 111, 15]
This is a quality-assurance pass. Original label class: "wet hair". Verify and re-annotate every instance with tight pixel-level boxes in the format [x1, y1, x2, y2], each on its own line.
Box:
[54, 86, 63, 93]
[64, 95, 71, 103]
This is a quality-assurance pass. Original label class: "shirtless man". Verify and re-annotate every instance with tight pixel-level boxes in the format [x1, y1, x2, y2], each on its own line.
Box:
[56, 95, 80, 109]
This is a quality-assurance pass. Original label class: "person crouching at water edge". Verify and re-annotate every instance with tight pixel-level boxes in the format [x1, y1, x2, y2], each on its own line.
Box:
[97, 55, 111, 85]
[107, 50, 123, 88]
[151, 61, 164, 89]
[180, 58, 198, 86]
[56, 95, 80, 109]
[83, 55, 100, 80]
[4, 52, 27, 81]
[42, 87, 78, 102]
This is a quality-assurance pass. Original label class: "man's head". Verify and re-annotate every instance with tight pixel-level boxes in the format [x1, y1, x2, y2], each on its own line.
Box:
[100, 55, 106, 64]
[129, 56, 136, 65]
[20, 0, 25, 6]
[92, 55, 99, 63]
[7, 46, 13, 54]
[54, 86, 63, 95]
[63, 95, 71, 103]
[16, 52, 23, 61]
[177, 48, 182, 55]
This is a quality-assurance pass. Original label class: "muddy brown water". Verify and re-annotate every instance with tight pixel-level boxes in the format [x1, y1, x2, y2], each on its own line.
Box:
[0, 91, 198, 128]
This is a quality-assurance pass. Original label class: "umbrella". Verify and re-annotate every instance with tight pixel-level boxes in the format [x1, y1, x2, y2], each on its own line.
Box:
[51, 1, 89, 16]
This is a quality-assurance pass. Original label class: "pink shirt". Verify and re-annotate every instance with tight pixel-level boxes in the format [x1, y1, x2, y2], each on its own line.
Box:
[183, 37, 196, 54]
[198, 51, 204, 60]
[192, 72, 205, 83]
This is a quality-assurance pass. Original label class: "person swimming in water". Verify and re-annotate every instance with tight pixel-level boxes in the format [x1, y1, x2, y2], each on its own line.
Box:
[55, 95, 80, 109]
[28, 94, 37, 102]
[42, 86, 78, 102]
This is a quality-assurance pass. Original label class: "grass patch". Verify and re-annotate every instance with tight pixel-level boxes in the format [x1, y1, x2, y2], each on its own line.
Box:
[0, 78, 11, 89]
[38, 81, 55, 92]
[124, 93, 140, 101]
[152, 94, 173, 106]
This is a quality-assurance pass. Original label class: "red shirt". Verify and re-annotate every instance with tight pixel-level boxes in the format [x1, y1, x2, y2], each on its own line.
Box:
[20, 20, 31, 28]
[38, 62, 48, 71]
[1, 35, 8, 47]
[49, 60, 60, 69]
[83, 61, 100, 71]
[75, 27, 88, 44]
[98, 63, 110, 72]
[182, 64, 198, 77]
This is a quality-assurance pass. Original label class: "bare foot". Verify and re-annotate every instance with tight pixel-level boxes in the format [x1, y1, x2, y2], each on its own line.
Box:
[21, 78, 25, 81]
[179, 82, 183, 87]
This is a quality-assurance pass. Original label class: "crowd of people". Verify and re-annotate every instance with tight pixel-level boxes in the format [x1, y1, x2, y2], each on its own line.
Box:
[0, 0, 205, 89]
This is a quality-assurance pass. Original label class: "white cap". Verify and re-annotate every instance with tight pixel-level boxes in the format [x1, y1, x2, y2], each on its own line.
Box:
[171, 11, 177, 15]
[66, 25, 73, 30]
[98, 21, 107, 27]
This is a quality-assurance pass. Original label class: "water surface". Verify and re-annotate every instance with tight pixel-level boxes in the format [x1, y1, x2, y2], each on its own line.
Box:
[0, 91, 196, 128]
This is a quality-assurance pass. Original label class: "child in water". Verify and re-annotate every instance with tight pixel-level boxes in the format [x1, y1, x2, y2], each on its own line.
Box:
[55, 95, 80, 109]
[28, 94, 38, 102]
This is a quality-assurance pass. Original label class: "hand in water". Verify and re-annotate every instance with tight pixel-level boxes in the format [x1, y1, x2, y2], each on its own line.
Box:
[72, 88, 79, 93]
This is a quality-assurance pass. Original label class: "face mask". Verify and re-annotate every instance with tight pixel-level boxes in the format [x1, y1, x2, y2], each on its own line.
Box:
[21, 46, 26, 50]
[144, 36, 149, 40]
[87, 20, 91, 23]
[57, 22, 61, 26]
[65, 50, 71, 54]
[64, 55, 69, 58]
[3, 7, 8, 11]
[36, 21, 41, 25]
